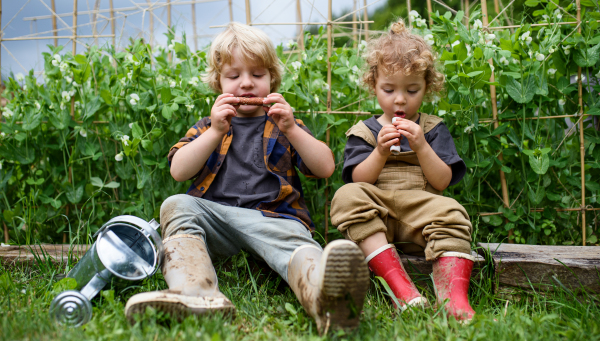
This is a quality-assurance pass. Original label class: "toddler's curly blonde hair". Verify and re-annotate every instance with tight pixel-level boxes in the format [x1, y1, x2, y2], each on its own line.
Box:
[362, 19, 444, 97]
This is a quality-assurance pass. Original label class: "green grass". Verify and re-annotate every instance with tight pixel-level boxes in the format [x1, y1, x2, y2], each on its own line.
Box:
[2, 250, 600, 341]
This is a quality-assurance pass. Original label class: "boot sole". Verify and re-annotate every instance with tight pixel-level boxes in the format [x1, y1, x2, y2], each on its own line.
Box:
[124, 292, 236, 323]
[318, 240, 370, 332]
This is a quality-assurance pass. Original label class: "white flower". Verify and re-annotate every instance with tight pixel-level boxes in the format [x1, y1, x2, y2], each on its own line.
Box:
[129, 123, 134, 129]
[65, 76, 73, 84]
[416, 18, 427, 27]
[61, 91, 71, 101]
[424, 34, 435, 46]
[579, 75, 586, 83]
[286, 40, 295, 49]
[79, 129, 87, 137]
[314, 95, 319, 104]
[555, 10, 563, 19]
[549, 47, 555, 53]
[291, 61, 302, 70]
[542, 14, 549, 21]
[292, 74, 298, 81]
[558, 99, 565, 106]
[189, 76, 199, 86]
[359, 40, 368, 51]
[115, 152, 124, 162]
[206, 97, 211, 105]
[121, 135, 130, 146]
[536, 53, 545, 61]
[464, 124, 475, 133]
[473, 19, 483, 30]
[485, 34, 496, 40]
[317, 55, 323, 61]
[52, 59, 60, 66]
[0, 132, 5, 139]
[127, 71, 133, 80]
[60, 102, 66, 110]
[409, 10, 420, 21]
[595, 71, 600, 78]
[438, 110, 447, 116]
[16, 73, 25, 82]
[451, 111, 457, 116]
[130, 93, 139, 105]
[186, 104, 195, 111]
[72, 81, 80, 87]
[34, 101, 41, 110]
[0, 160, 2, 170]
[564, 49, 570, 55]
[170, 80, 177, 88]
[451, 40, 460, 48]
[302, 52, 307, 60]
[127, 54, 135, 64]
[120, 77, 127, 86]
[500, 56, 509, 65]
[74, 101, 81, 108]
[53, 54, 61, 63]
[490, 64, 495, 72]
[548, 68, 557, 76]
[59, 62, 69, 73]
[351, 65, 359, 74]
[69, 90, 75, 97]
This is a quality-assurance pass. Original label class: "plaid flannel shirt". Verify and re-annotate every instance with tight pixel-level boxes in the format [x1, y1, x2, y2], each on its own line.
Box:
[168, 115, 319, 231]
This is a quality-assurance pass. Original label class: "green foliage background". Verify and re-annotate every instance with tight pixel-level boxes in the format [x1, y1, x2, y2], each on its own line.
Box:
[0, 1, 599, 246]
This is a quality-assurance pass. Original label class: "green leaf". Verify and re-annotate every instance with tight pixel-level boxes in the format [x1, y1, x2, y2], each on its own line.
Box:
[588, 107, 600, 116]
[524, 0, 540, 6]
[467, 71, 483, 78]
[505, 77, 536, 104]
[333, 67, 350, 74]
[529, 154, 550, 175]
[83, 97, 102, 121]
[284, 302, 297, 315]
[528, 186, 545, 204]
[162, 104, 173, 120]
[488, 215, 503, 226]
[501, 166, 512, 173]
[142, 156, 158, 166]
[161, 87, 172, 104]
[490, 123, 509, 136]
[74, 54, 87, 64]
[65, 185, 84, 204]
[52, 278, 78, 293]
[104, 181, 120, 189]
[573, 43, 600, 67]
[22, 109, 42, 131]
[131, 122, 144, 140]
[90, 177, 104, 187]
[375, 276, 402, 310]
[100, 89, 113, 105]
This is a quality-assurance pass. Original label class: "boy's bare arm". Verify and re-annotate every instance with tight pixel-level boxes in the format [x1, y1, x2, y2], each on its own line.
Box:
[394, 119, 452, 191]
[264, 93, 334, 178]
[352, 124, 400, 184]
[170, 94, 239, 182]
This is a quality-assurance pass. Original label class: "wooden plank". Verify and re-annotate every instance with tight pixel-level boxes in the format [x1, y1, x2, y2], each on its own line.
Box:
[0, 244, 89, 265]
[478, 243, 600, 293]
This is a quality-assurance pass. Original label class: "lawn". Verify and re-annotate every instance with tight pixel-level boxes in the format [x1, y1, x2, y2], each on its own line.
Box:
[2, 248, 599, 341]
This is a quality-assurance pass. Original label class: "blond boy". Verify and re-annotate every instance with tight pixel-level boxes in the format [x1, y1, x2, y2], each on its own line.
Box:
[125, 23, 369, 333]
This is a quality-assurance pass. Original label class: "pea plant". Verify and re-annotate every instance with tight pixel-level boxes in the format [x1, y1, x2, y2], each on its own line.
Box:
[0, 2, 599, 246]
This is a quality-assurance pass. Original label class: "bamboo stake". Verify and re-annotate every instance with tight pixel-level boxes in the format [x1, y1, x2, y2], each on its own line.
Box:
[353, 0, 357, 47]
[209, 21, 374, 28]
[577, 0, 586, 245]
[110, 0, 115, 48]
[479, 114, 590, 123]
[363, 0, 369, 41]
[73, 0, 77, 55]
[465, 0, 470, 27]
[480, 207, 600, 216]
[488, 20, 600, 30]
[147, 0, 154, 47]
[168, 0, 172, 62]
[494, 0, 500, 14]
[245, 0, 251, 25]
[52, 0, 58, 46]
[1, 35, 113, 41]
[3, 222, 8, 244]
[229, 0, 233, 21]
[325, 0, 333, 243]
[482, 0, 512, 242]
[0, 0, 2, 85]
[296, 0, 304, 51]
[191, 2, 197, 51]
[407, 0, 412, 26]
[427, 0, 433, 26]
[92, 0, 100, 46]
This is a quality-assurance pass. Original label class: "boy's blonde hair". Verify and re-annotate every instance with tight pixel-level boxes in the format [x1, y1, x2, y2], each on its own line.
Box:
[362, 19, 444, 97]
[202, 22, 283, 93]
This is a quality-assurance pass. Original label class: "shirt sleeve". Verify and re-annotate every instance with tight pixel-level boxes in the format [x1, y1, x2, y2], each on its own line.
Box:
[426, 122, 466, 186]
[341, 135, 375, 184]
[167, 117, 210, 167]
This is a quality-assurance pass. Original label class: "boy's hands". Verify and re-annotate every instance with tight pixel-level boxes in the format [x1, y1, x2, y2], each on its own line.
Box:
[376, 124, 402, 157]
[394, 118, 426, 152]
[210, 93, 239, 135]
[263, 93, 296, 133]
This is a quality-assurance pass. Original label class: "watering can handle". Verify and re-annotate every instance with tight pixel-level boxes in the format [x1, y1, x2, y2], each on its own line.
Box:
[149, 219, 160, 230]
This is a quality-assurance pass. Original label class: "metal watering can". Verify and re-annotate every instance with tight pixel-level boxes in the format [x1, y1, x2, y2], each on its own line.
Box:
[50, 215, 164, 326]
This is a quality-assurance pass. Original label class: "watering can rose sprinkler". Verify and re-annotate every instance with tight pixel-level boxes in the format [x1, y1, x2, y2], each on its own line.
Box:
[50, 215, 164, 327]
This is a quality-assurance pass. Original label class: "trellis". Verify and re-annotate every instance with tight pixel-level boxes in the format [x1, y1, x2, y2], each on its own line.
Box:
[0, 0, 597, 246]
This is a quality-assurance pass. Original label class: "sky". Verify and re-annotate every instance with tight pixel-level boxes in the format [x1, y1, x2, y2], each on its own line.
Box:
[1, 0, 385, 79]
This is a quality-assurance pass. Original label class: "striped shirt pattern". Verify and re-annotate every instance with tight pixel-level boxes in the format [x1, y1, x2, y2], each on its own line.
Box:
[168, 115, 319, 231]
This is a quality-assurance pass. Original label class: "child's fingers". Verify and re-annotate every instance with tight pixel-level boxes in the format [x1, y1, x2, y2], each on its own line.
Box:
[264, 93, 286, 105]
[381, 138, 400, 149]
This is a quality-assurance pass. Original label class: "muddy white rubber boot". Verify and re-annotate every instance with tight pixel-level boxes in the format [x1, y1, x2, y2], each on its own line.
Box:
[125, 234, 235, 322]
[287, 240, 370, 335]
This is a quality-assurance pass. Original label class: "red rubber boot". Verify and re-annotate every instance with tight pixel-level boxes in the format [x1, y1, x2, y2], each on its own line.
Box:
[366, 244, 427, 310]
[432, 252, 476, 322]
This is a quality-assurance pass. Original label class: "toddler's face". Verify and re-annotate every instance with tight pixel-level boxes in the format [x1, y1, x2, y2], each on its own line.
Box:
[375, 71, 426, 123]
[220, 47, 271, 117]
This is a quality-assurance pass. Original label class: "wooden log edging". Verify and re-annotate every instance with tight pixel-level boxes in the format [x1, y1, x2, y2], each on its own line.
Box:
[478, 243, 600, 294]
[0, 244, 89, 265]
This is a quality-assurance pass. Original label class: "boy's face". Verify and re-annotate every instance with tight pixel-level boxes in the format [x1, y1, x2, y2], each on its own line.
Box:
[375, 71, 426, 123]
[220, 47, 271, 117]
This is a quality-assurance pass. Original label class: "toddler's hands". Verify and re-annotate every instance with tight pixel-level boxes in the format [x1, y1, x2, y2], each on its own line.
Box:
[210, 93, 239, 135]
[376, 124, 402, 157]
[394, 118, 426, 152]
[263, 93, 296, 133]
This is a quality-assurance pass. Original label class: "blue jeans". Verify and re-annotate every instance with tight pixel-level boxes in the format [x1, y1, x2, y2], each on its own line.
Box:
[160, 194, 322, 283]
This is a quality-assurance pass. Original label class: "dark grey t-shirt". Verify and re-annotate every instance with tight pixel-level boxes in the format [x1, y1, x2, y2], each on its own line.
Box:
[342, 115, 466, 186]
[203, 115, 281, 208]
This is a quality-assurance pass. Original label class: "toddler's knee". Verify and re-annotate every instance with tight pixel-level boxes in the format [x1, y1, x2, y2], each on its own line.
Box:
[332, 182, 368, 203]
